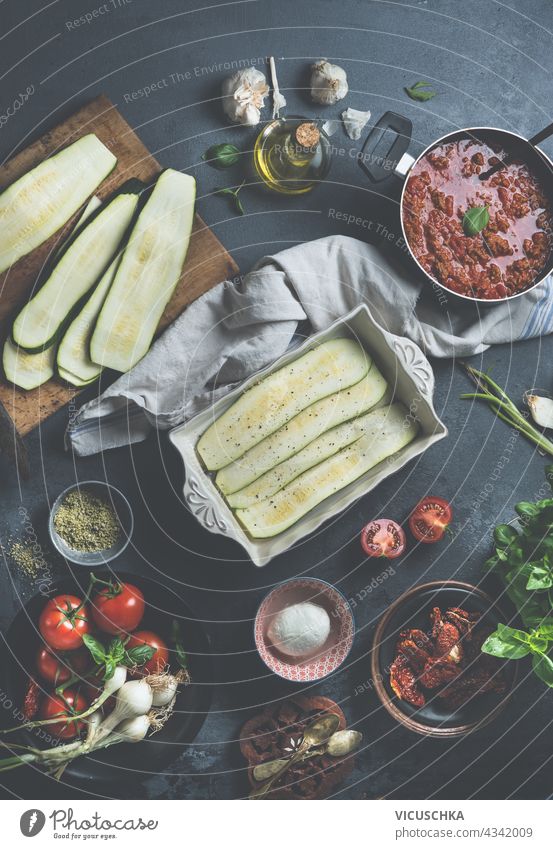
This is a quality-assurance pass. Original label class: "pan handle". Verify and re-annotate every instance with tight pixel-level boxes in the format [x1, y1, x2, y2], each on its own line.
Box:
[358, 111, 413, 182]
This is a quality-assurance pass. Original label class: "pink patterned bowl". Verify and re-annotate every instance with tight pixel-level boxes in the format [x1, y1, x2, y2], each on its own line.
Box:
[254, 578, 355, 682]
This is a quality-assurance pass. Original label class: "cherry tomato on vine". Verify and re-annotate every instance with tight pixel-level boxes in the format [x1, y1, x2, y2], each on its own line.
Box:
[126, 631, 168, 675]
[409, 497, 452, 543]
[39, 689, 89, 740]
[35, 646, 88, 685]
[91, 580, 145, 635]
[38, 595, 90, 650]
[360, 519, 406, 559]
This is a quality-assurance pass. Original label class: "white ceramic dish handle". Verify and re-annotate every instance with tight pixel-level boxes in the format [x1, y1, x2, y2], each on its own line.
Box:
[391, 336, 435, 401]
[183, 473, 231, 535]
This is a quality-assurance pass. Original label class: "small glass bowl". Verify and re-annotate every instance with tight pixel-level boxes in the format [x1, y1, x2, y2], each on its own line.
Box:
[49, 480, 134, 566]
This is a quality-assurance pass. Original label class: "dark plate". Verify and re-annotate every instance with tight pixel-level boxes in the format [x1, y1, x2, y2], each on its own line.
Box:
[371, 581, 517, 737]
[0, 570, 213, 786]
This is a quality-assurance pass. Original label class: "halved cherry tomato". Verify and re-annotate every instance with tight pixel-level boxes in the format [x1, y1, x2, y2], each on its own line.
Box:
[361, 519, 406, 558]
[126, 630, 169, 675]
[409, 496, 452, 543]
[39, 689, 88, 740]
[35, 646, 89, 686]
[38, 595, 90, 650]
[91, 580, 145, 635]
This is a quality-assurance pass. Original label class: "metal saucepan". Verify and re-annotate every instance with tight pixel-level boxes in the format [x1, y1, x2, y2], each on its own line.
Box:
[359, 112, 553, 305]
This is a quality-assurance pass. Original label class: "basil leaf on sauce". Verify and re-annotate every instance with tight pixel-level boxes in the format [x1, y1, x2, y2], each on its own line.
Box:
[462, 205, 490, 236]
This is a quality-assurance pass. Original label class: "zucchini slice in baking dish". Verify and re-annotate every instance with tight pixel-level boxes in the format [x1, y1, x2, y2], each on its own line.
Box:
[228, 405, 392, 508]
[236, 403, 419, 538]
[0, 134, 116, 274]
[12, 185, 141, 353]
[90, 169, 196, 374]
[216, 364, 388, 495]
[56, 256, 119, 385]
[198, 338, 371, 471]
[2, 337, 55, 390]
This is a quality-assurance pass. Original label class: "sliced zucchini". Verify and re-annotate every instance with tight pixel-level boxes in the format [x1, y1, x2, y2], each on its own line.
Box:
[12, 188, 140, 352]
[57, 256, 119, 383]
[235, 403, 419, 538]
[57, 365, 97, 387]
[90, 169, 196, 373]
[228, 407, 386, 508]
[0, 134, 116, 274]
[2, 337, 55, 390]
[198, 338, 371, 471]
[216, 365, 387, 495]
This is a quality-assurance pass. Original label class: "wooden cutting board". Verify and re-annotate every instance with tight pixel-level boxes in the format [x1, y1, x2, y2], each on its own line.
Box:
[0, 95, 238, 435]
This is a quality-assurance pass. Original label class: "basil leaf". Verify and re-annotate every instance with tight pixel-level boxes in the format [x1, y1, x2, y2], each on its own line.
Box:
[481, 625, 531, 659]
[494, 524, 518, 548]
[234, 195, 245, 216]
[104, 657, 116, 681]
[536, 618, 553, 640]
[107, 637, 126, 664]
[531, 652, 553, 687]
[526, 565, 553, 591]
[462, 205, 490, 236]
[203, 143, 240, 169]
[215, 187, 236, 197]
[125, 645, 155, 667]
[82, 634, 107, 666]
[404, 81, 437, 102]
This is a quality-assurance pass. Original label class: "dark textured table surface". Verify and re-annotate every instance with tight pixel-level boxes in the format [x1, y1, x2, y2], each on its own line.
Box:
[1, 0, 552, 800]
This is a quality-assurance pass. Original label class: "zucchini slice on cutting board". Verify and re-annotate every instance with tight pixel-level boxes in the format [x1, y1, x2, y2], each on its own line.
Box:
[2, 337, 55, 390]
[56, 256, 119, 385]
[198, 338, 371, 471]
[0, 134, 116, 274]
[90, 169, 196, 374]
[235, 403, 419, 538]
[215, 364, 388, 495]
[12, 185, 141, 353]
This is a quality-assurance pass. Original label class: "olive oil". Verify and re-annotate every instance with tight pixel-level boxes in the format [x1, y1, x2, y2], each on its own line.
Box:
[254, 117, 331, 194]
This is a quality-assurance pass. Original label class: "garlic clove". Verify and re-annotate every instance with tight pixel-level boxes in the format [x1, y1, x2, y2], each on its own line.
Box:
[326, 729, 363, 757]
[341, 107, 371, 141]
[310, 60, 349, 106]
[525, 391, 553, 429]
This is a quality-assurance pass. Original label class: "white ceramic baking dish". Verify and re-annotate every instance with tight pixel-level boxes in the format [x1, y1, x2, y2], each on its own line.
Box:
[169, 304, 447, 566]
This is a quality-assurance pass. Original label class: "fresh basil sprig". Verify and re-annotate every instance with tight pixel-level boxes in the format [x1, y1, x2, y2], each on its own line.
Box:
[404, 81, 438, 102]
[82, 634, 155, 681]
[462, 205, 490, 236]
[481, 465, 553, 687]
[215, 180, 246, 215]
[202, 143, 240, 169]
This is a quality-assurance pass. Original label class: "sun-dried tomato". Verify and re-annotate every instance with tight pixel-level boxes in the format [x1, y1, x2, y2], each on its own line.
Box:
[21, 677, 41, 721]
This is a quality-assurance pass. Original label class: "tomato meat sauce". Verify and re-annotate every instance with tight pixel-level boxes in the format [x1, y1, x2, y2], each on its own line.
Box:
[403, 137, 552, 300]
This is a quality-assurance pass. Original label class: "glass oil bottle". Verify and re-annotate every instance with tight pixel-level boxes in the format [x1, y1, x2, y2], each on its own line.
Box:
[253, 116, 332, 194]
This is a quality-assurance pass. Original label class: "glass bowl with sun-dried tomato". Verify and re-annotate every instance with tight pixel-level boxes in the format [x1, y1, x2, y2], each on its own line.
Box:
[371, 581, 517, 737]
[401, 129, 553, 302]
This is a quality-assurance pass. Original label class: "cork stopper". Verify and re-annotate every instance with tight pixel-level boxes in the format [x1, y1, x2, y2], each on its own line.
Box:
[295, 122, 320, 149]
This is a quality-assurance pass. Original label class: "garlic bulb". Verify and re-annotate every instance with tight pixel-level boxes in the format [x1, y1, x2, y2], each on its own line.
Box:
[310, 60, 348, 105]
[222, 67, 269, 126]
[341, 107, 371, 140]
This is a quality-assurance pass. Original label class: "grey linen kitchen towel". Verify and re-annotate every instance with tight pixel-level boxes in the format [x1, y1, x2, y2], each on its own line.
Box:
[67, 235, 553, 456]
